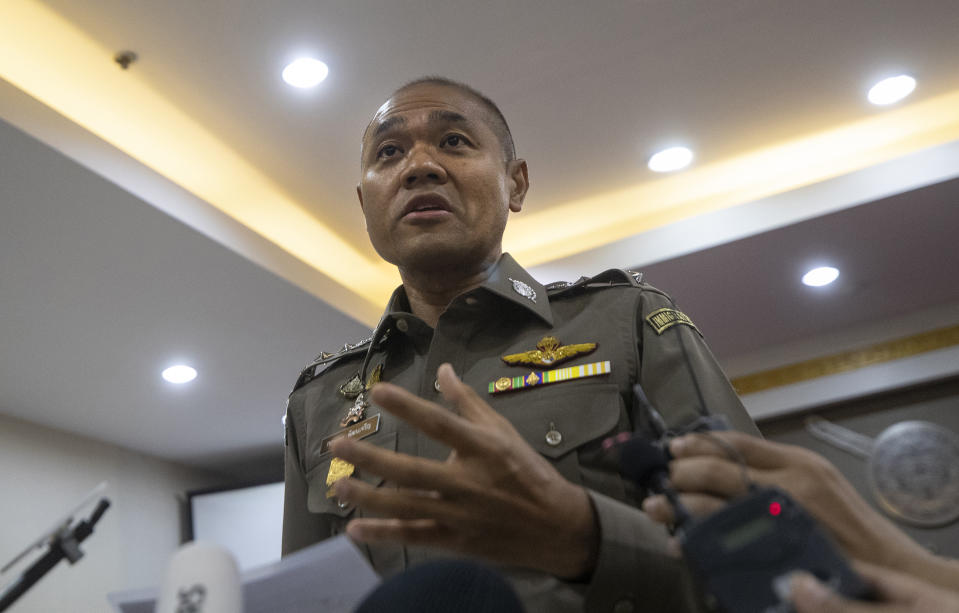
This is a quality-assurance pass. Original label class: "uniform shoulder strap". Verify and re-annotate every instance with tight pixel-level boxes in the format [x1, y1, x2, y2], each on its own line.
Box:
[545, 268, 645, 296]
[289, 334, 374, 394]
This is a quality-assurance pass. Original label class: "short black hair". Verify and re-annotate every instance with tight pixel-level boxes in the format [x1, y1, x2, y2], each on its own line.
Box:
[369, 76, 516, 163]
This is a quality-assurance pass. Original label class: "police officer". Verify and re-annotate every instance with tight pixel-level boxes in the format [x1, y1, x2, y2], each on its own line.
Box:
[282, 77, 760, 612]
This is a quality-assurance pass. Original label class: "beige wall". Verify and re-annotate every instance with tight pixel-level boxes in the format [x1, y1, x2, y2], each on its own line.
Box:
[0, 414, 225, 613]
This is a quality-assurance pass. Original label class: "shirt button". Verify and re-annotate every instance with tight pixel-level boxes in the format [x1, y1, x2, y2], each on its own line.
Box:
[395, 319, 409, 333]
[545, 423, 562, 447]
[612, 598, 635, 613]
[465, 296, 479, 306]
[433, 379, 442, 393]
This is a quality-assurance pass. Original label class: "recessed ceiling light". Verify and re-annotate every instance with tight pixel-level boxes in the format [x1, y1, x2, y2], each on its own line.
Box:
[648, 146, 694, 172]
[802, 266, 840, 287]
[282, 57, 329, 89]
[867, 75, 916, 106]
[162, 364, 197, 384]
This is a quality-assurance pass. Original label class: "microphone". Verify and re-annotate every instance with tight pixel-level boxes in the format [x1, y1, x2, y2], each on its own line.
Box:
[617, 435, 670, 489]
[155, 542, 242, 613]
[605, 433, 693, 528]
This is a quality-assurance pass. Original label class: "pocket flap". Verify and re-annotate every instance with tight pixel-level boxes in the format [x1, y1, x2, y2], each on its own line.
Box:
[502, 384, 622, 459]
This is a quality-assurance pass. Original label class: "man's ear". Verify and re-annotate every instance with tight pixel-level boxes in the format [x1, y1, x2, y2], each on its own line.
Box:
[507, 159, 529, 213]
[356, 184, 365, 211]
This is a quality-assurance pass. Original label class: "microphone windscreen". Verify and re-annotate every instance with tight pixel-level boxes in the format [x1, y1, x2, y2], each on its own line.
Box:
[155, 541, 242, 613]
[618, 437, 669, 487]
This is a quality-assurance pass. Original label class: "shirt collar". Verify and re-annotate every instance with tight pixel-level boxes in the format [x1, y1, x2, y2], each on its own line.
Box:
[480, 253, 553, 326]
[375, 252, 554, 332]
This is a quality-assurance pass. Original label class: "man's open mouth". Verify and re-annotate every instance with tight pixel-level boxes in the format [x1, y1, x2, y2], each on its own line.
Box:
[401, 194, 452, 218]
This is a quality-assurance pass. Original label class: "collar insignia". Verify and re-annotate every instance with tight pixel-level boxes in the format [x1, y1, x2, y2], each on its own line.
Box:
[501, 336, 598, 368]
[508, 277, 537, 303]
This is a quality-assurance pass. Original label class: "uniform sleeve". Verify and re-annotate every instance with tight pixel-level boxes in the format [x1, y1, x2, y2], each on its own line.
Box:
[582, 492, 705, 613]
[636, 287, 759, 435]
[582, 286, 760, 612]
[282, 406, 330, 556]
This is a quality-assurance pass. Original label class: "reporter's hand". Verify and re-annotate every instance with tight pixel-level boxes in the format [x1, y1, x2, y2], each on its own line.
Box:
[641, 432, 932, 579]
[329, 363, 599, 579]
[789, 562, 959, 613]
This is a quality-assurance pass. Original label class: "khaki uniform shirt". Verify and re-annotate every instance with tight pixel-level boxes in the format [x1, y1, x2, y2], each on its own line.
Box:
[283, 253, 759, 613]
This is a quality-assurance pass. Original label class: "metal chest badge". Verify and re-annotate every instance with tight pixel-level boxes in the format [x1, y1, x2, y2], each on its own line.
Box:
[325, 457, 355, 498]
[338, 373, 365, 399]
[501, 336, 598, 368]
[339, 364, 383, 427]
[508, 277, 537, 303]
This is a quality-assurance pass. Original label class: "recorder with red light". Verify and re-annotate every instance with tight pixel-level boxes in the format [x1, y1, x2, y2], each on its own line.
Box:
[679, 486, 873, 613]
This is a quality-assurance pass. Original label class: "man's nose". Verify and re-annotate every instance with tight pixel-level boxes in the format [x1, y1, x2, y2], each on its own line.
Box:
[403, 146, 447, 187]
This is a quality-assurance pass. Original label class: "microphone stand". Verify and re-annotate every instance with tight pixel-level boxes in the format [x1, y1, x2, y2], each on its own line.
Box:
[0, 498, 111, 612]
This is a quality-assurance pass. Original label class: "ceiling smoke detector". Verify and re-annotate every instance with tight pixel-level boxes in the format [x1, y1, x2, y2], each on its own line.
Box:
[114, 50, 138, 70]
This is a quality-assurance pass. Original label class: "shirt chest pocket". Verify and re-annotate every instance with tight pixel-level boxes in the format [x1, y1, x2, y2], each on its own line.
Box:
[493, 383, 631, 500]
[304, 430, 398, 518]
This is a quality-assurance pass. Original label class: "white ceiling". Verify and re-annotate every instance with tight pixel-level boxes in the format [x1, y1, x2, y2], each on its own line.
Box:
[32, 0, 959, 253]
[1, 0, 958, 479]
[0, 117, 370, 475]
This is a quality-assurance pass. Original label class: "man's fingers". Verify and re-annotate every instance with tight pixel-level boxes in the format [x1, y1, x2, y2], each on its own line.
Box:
[668, 456, 751, 498]
[330, 438, 467, 495]
[678, 493, 728, 518]
[368, 382, 486, 454]
[790, 572, 848, 613]
[850, 561, 928, 604]
[335, 478, 468, 522]
[670, 431, 790, 470]
[346, 517, 452, 546]
[642, 495, 674, 524]
[345, 517, 522, 565]
[789, 572, 886, 613]
[643, 493, 728, 524]
[436, 363, 506, 426]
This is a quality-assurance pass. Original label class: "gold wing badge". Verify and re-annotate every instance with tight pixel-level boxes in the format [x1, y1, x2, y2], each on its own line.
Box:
[501, 336, 598, 368]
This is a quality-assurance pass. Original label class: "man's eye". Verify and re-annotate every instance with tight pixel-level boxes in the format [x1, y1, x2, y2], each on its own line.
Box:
[377, 144, 400, 159]
[442, 134, 469, 148]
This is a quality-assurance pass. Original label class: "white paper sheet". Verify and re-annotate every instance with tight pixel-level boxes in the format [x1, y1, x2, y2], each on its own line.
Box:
[107, 536, 380, 613]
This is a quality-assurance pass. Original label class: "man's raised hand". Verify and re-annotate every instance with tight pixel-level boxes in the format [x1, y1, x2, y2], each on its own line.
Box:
[329, 363, 599, 579]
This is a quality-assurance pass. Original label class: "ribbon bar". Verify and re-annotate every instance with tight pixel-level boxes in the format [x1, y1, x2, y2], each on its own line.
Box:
[488, 360, 611, 394]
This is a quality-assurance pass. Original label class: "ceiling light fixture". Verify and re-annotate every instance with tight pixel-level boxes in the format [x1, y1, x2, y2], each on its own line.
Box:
[162, 365, 198, 384]
[867, 75, 916, 106]
[802, 266, 840, 287]
[648, 146, 694, 172]
[281, 57, 328, 89]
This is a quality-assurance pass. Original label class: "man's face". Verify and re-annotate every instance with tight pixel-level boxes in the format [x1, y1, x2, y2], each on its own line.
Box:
[357, 83, 528, 274]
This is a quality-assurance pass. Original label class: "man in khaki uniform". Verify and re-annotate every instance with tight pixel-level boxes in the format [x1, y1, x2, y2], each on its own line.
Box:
[283, 77, 760, 612]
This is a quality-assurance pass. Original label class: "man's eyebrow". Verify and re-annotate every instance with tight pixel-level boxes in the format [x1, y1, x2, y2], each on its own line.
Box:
[428, 110, 468, 125]
[369, 110, 469, 141]
[371, 116, 407, 139]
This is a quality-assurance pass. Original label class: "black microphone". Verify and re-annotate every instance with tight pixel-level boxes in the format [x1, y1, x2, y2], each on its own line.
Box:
[606, 434, 693, 528]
